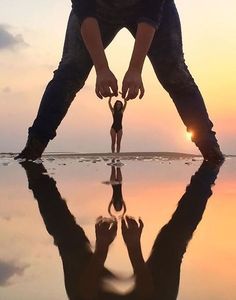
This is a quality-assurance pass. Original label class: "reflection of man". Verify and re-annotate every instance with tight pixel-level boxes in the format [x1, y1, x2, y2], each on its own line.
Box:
[16, 0, 224, 162]
[21, 160, 222, 299]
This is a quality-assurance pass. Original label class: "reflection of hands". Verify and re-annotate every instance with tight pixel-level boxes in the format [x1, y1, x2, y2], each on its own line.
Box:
[95, 217, 117, 250]
[122, 216, 144, 248]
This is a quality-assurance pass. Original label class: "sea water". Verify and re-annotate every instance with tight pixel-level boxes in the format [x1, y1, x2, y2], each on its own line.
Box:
[0, 155, 236, 300]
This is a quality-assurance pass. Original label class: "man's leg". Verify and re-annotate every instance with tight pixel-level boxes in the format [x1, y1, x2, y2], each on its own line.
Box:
[16, 12, 121, 160]
[127, 0, 223, 161]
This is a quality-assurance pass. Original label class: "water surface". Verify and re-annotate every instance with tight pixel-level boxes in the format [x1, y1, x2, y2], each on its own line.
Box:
[0, 154, 236, 299]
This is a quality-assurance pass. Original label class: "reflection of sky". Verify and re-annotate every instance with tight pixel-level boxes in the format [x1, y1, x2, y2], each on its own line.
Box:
[0, 157, 236, 299]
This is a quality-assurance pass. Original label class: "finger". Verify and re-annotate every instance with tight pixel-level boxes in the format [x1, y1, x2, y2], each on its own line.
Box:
[126, 216, 137, 226]
[99, 84, 109, 97]
[121, 217, 128, 231]
[122, 83, 129, 99]
[139, 218, 144, 230]
[110, 80, 118, 97]
[127, 86, 139, 100]
[139, 84, 145, 99]
[111, 220, 118, 232]
[96, 216, 103, 224]
[101, 221, 110, 230]
[108, 218, 117, 226]
[95, 87, 103, 99]
[99, 84, 111, 98]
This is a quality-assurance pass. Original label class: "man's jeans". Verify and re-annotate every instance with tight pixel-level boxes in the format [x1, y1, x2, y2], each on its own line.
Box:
[29, 0, 218, 149]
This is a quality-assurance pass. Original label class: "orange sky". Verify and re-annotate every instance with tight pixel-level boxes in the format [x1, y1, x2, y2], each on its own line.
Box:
[0, 0, 235, 154]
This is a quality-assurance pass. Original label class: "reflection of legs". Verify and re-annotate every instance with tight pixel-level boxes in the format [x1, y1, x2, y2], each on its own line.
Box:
[110, 166, 122, 184]
[116, 167, 122, 182]
[128, 1, 221, 158]
[146, 161, 221, 299]
[110, 128, 117, 153]
[20, 162, 92, 299]
[116, 129, 123, 153]
[110, 166, 116, 182]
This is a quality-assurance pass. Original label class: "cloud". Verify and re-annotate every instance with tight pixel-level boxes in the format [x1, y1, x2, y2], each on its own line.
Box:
[2, 87, 11, 93]
[0, 24, 27, 51]
[0, 260, 28, 286]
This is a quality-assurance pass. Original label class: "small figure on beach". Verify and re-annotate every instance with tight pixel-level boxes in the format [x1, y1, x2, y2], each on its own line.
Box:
[109, 96, 127, 153]
[16, 0, 224, 162]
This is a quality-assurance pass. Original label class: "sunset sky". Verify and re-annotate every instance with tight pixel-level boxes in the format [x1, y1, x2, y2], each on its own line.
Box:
[0, 0, 235, 154]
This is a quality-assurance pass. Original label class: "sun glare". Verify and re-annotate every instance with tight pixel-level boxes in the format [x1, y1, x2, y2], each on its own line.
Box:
[186, 131, 193, 141]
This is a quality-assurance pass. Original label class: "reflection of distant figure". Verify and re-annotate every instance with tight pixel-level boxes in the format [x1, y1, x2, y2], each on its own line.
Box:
[109, 96, 127, 153]
[108, 166, 126, 216]
[20, 160, 222, 299]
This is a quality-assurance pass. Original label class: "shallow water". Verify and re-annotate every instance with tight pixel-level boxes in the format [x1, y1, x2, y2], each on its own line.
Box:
[0, 155, 236, 300]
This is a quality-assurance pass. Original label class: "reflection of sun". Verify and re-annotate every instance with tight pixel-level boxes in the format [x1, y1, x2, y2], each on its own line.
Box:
[186, 131, 193, 141]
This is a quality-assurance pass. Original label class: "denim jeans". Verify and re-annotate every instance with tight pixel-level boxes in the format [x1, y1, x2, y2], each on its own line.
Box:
[29, 0, 218, 149]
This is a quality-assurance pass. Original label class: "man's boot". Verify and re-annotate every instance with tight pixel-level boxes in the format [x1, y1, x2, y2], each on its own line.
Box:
[14, 136, 48, 160]
[198, 144, 225, 163]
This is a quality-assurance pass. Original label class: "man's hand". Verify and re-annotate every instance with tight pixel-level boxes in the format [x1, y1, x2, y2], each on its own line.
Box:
[95, 216, 117, 250]
[121, 216, 144, 248]
[80, 18, 118, 99]
[122, 69, 145, 100]
[121, 22, 156, 100]
[96, 68, 118, 99]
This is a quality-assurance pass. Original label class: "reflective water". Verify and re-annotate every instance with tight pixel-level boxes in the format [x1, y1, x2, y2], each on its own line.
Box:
[0, 155, 236, 300]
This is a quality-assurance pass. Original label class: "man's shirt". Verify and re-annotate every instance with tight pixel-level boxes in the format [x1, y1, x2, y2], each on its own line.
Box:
[71, 0, 167, 29]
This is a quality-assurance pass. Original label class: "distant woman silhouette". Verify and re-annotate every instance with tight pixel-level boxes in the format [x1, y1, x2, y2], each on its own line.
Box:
[109, 96, 127, 153]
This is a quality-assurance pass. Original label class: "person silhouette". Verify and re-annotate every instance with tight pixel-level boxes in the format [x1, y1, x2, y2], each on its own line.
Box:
[106, 165, 126, 217]
[16, 0, 224, 162]
[108, 97, 127, 153]
[20, 159, 223, 299]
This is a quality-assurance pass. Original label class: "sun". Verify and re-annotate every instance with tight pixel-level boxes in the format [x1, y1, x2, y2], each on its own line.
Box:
[186, 131, 193, 141]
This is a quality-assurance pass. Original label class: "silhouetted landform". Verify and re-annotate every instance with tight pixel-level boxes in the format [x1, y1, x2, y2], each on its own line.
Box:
[1, 152, 234, 161]
[0, 151, 204, 158]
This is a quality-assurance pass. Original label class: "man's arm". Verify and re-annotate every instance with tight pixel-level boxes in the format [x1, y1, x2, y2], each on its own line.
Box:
[72, 0, 118, 99]
[80, 18, 118, 99]
[122, 22, 156, 100]
[81, 18, 108, 75]
[122, 0, 166, 100]
[122, 217, 155, 298]
[78, 218, 117, 299]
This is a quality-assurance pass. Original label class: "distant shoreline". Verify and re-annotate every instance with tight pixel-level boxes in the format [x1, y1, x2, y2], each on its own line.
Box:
[1, 152, 235, 159]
